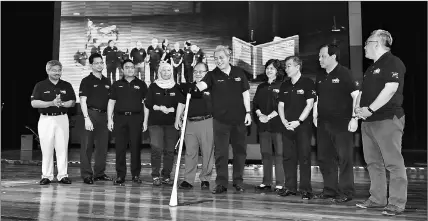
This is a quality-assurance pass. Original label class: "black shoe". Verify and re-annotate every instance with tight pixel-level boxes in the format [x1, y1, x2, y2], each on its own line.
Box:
[113, 177, 125, 185]
[94, 174, 112, 181]
[255, 184, 272, 191]
[332, 196, 353, 203]
[132, 176, 142, 183]
[301, 191, 314, 200]
[314, 192, 335, 199]
[233, 184, 245, 192]
[39, 178, 51, 185]
[277, 189, 297, 197]
[201, 181, 210, 189]
[83, 177, 94, 184]
[59, 177, 72, 184]
[179, 181, 193, 189]
[212, 185, 227, 194]
[161, 177, 174, 186]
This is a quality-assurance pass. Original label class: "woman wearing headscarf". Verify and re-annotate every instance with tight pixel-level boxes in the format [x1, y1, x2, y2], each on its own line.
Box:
[144, 62, 185, 186]
[252, 59, 285, 192]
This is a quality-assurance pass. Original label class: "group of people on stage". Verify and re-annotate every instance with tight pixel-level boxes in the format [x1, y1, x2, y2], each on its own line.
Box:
[90, 38, 207, 84]
[31, 29, 407, 216]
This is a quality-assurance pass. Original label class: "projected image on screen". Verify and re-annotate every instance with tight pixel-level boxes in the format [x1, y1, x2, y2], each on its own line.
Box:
[59, 1, 251, 102]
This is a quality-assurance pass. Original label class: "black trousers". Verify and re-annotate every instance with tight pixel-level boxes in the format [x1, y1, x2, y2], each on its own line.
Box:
[282, 121, 312, 192]
[149, 64, 159, 83]
[317, 120, 355, 197]
[183, 64, 193, 83]
[80, 109, 109, 179]
[213, 119, 247, 186]
[173, 64, 182, 83]
[113, 114, 143, 179]
[106, 63, 117, 83]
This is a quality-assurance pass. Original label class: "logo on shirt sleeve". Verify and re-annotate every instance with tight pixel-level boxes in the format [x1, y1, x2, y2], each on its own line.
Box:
[391, 72, 399, 79]
[332, 78, 340, 83]
[297, 89, 304, 94]
[374, 68, 381, 74]
[355, 81, 360, 87]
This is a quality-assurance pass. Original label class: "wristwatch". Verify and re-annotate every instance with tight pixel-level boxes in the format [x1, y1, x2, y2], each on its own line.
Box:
[298, 119, 303, 124]
[367, 107, 375, 114]
[246, 111, 251, 115]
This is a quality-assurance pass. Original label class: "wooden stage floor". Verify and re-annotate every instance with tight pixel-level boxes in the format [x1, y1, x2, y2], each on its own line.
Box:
[1, 161, 427, 220]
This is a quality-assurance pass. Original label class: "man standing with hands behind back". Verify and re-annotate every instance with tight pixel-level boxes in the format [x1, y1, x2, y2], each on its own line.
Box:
[355, 30, 407, 216]
[313, 43, 360, 203]
[79, 53, 112, 184]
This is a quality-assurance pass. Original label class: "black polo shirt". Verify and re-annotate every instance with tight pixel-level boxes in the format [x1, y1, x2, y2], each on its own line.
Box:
[253, 80, 284, 132]
[31, 78, 76, 114]
[102, 46, 119, 64]
[171, 49, 184, 64]
[316, 64, 360, 121]
[145, 83, 185, 126]
[162, 45, 172, 63]
[179, 83, 212, 118]
[109, 77, 148, 112]
[360, 52, 406, 121]
[194, 49, 205, 63]
[147, 45, 164, 66]
[79, 73, 111, 110]
[183, 48, 194, 66]
[279, 76, 316, 123]
[130, 48, 146, 64]
[201, 65, 250, 125]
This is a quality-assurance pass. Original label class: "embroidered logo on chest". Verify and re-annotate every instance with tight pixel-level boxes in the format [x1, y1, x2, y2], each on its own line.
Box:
[60, 90, 66, 94]
[373, 68, 381, 74]
[94, 85, 98, 87]
[134, 85, 140, 89]
[234, 77, 241, 82]
[296, 89, 304, 94]
[332, 78, 340, 83]
[44, 91, 50, 93]
[312, 90, 316, 95]
[169, 92, 175, 96]
[119, 85, 123, 88]
[273, 89, 279, 93]
[217, 79, 224, 82]
[203, 91, 210, 96]
[355, 81, 360, 87]
[105, 85, 110, 89]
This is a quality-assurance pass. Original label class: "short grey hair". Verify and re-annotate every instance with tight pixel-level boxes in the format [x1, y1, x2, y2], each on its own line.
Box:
[46, 60, 62, 72]
[214, 45, 232, 57]
[370, 29, 393, 50]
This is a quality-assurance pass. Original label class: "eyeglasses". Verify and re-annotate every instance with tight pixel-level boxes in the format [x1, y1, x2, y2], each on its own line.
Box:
[365, 41, 378, 46]
[93, 62, 104, 65]
[50, 69, 62, 73]
[193, 70, 207, 75]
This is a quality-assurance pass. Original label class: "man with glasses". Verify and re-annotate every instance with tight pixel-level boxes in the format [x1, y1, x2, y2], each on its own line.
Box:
[313, 43, 360, 203]
[31, 60, 76, 185]
[79, 53, 112, 184]
[107, 59, 148, 185]
[355, 30, 407, 216]
[176, 62, 214, 190]
[192, 45, 252, 194]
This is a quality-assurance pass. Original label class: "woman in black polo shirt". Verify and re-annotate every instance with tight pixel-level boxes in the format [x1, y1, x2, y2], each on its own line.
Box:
[144, 62, 185, 186]
[253, 59, 285, 192]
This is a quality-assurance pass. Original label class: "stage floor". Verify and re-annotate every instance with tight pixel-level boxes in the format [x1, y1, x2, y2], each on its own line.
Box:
[1, 151, 427, 220]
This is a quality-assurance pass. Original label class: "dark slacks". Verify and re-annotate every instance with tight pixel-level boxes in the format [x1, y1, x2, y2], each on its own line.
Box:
[148, 125, 178, 179]
[183, 64, 193, 83]
[113, 114, 143, 179]
[80, 109, 109, 179]
[173, 64, 183, 84]
[362, 116, 407, 209]
[213, 119, 247, 186]
[106, 63, 117, 83]
[282, 121, 312, 192]
[149, 64, 159, 83]
[259, 131, 284, 186]
[317, 120, 355, 197]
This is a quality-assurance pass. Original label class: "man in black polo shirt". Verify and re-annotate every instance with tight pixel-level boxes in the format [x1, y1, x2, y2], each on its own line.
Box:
[355, 30, 407, 216]
[313, 43, 360, 203]
[130, 41, 147, 81]
[277, 56, 316, 200]
[183, 41, 194, 83]
[193, 45, 252, 194]
[107, 59, 148, 185]
[147, 38, 164, 83]
[31, 60, 76, 185]
[176, 62, 214, 190]
[79, 53, 112, 184]
[102, 40, 119, 83]
[171, 42, 185, 84]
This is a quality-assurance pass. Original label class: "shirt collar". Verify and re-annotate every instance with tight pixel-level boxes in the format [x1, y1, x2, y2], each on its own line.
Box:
[373, 51, 392, 66]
